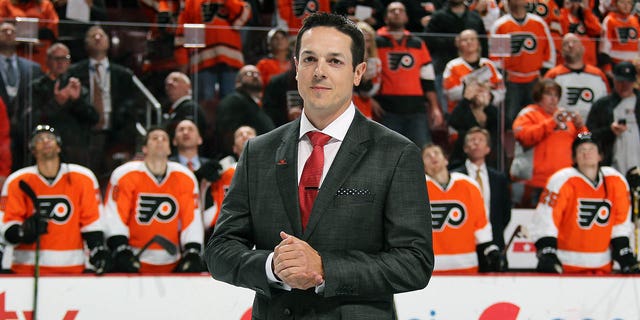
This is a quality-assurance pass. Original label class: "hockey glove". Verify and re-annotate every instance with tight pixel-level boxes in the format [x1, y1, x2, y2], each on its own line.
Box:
[479, 242, 504, 272]
[89, 246, 111, 275]
[611, 237, 640, 274]
[108, 236, 140, 273]
[535, 237, 563, 274]
[21, 214, 48, 244]
[194, 161, 222, 183]
[175, 243, 202, 273]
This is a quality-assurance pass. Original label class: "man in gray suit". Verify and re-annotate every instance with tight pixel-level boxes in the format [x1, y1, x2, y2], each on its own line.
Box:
[205, 13, 434, 319]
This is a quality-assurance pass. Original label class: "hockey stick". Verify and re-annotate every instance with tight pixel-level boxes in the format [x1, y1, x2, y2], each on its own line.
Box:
[135, 235, 178, 260]
[501, 225, 522, 256]
[18, 180, 41, 320]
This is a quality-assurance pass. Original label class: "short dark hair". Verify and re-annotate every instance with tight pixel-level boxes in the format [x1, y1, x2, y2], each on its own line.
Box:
[294, 12, 365, 70]
[144, 126, 169, 145]
[532, 78, 562, 102]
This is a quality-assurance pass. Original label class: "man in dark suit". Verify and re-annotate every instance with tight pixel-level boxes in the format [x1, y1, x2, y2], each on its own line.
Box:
[0, 21, 43, 170]
[205, 13, 433, 319]
[169, 119, 211, 174]
[452, 127, 511, 271]
[162, 71, 206, 140]
[67, 25, 142, 184]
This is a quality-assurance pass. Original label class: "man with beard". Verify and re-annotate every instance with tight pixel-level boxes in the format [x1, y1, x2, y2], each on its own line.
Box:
[545, 33, 609, 121]
[215, 64, 275, 157]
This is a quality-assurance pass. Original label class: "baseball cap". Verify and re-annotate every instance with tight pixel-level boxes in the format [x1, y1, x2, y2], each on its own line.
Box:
[571, 132, 599, 157]
[613, 61, 637, 82]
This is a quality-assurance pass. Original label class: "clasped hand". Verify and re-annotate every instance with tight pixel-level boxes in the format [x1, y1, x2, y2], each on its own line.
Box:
[273, 231, 324, 290]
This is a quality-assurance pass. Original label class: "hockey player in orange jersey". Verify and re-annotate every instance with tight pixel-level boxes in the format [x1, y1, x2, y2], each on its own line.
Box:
[0, 125, 109, 274]
[422, 144, 503, 273]
[104, 127, 204, 273]
[531, 133, 640, 274]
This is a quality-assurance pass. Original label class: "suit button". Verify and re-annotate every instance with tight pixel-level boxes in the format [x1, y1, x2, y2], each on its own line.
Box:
[283, 308, 291, 316]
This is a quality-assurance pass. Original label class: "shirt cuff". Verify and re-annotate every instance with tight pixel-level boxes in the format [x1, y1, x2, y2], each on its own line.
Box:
[265, 252, 291, 291]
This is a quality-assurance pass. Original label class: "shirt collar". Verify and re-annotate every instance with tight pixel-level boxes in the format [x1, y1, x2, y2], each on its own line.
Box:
[465, 159, 486, 173]
[170, 95, 192, 112]
[299, 103, 355, 142]
[178, 154, 200, 167]
[89, 58, 110, 70]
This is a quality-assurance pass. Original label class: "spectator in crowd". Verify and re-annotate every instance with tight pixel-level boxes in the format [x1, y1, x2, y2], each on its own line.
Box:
[531, 133, 640, 274]
[205, 13, 433, 318]
[256, 28, 291, 88]
[0, 99, 9, 190]
[262, 60, 301, 126]
[333, 0, 385, 29]
[52, 0, 107, 62]
[468, 0, 501, 32]
[511, 79, 587, 208]
[525, 0, 562, 58]
[375, 1, 443, 147]
[0, 21, 43, 171]
[587, 61, 640, 175]
[275, 0, 331, 35]
[452, 127, 511, 271]
[600, 0, 639, 77]
[443, 29, 504, 115]
[558, 0, 602, 67]
[0, 125, 109, 274]
[544, 33, 609, 121]
[175, 0, 252, 102]
[422, 143, 502, 273]
[353, 21, 382, 120]
[0, 0, 59, 68]
[162, 71, 206, 139]
[203, 125, 255, 234]
[215, 64, 274, 156]
[402, 0, 436, 32]
[490, 0, 556, 127]
[104, 127, 204, 273]
[425, 0, 487, 114]
[448, 81, 499, 168]
[68, 25, 142, 185]
[169, 119, 220, 185]
[31, 43, 98, 167]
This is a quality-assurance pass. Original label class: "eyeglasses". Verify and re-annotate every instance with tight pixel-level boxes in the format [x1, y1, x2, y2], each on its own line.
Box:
[49, 55, 70, 62]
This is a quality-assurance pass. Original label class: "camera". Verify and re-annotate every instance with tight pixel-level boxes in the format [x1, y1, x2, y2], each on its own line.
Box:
[558, 110, 573, 122]
[618, 119, 627, 125]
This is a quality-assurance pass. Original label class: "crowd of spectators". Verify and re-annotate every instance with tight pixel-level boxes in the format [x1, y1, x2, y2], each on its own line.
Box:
[1, 0, 640, 275]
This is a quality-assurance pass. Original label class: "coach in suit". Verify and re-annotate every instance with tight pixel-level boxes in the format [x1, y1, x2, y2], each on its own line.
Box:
[205, 13, 433, 319]
[453, 127, 511, 271]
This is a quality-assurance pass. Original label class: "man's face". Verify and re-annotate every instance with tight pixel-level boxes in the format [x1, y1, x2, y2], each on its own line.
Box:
[173, 120, 202, 149]
[232, 126, 256, 156]
[295, 26, 365, 121]
[385, 2, 408, 29]
[422, 146, 448, 177]
[561, 35, 584, 64]
[47, 47, 71, 78]
[574, 142, 601, 168]
[270, 31, 289, 53]
[85, 27, 109, 56]
[457, 30, 479, 56]
[617, 0, 634, 15]
[32, 132, 60, 161]
[614, 79, 635, 98]
[0, 23, 16, 50]
[238, 65, 263, 92]
[143, 130, 171, 158]
[165, 73, 191, 103]
[463, 132, 491, 162]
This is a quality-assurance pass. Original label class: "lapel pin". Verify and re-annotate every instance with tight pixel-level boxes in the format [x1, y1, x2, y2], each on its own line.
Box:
[277, 159, 287, 165]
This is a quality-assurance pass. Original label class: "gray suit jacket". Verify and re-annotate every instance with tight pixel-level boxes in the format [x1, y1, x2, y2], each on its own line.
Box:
[205, 111, 434, 319]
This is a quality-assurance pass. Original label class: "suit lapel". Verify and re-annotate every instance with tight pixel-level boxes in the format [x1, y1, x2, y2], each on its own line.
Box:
[275, 121, 303, 236]
[303, 112, 371, 239]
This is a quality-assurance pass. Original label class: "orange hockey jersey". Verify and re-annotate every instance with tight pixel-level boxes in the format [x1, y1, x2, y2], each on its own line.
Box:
[558, 7, 602, 66]
[175, 0, 251, 72]
[276, 0, 331, 34]
[544, 64, 609, 120]
[426, 172, 493, 273]
[490, 13, 556, 83]
[203, 156, 235, 230]
[256, 57, 291, 87]
[600, 12, 640, 65]
[0, 164, 103, 274]
[532, 166, 634, 273]
[442, 57, 505, 114]
[104, 161, 203, 273]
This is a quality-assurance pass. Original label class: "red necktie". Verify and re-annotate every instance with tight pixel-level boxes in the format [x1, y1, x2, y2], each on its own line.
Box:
[299, 131, 331, 231]
[187, 160, 195, 171]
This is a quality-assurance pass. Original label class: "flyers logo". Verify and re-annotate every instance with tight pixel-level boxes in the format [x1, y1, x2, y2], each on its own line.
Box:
[37, 196, 72, 224]
[430, 201, 466, 231]
[577, 199, 611, 229]
[200, 3, 220, 22]
[616, 27, 638, 43]
[510, 34, 537, 54]
[387, 52, 415, 70]
[568, 22, 586, 35]
[136, 194, 179, 224]
[526, 2, 549, 17]
[294, 0, 319, 17]
[566, 87, 594, 105]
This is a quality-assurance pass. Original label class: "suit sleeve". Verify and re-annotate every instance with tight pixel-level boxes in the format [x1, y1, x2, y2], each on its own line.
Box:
[0, 99, 10, 177]
[320, 143, 433, 297]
